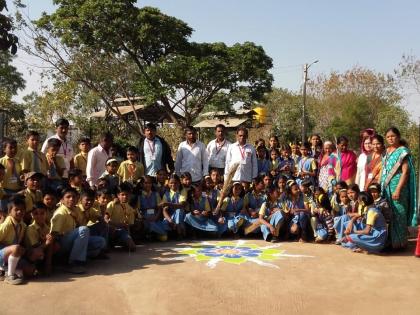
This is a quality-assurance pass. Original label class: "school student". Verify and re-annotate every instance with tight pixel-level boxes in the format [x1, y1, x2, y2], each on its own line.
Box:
[341, 192, 387, 253]
[258, 185, 285, 242]
[218, 182, 248, 236]
[160, 174, 187, 240]
[105, 183, 137, 251]
[0, 195, 34, 284]
[73, 137, 91, 177]
[0, 139, 23, 211]
[50, 188, 106, 274]
[20, 131, 48, 176]
[18, 172, 44, 224]
[45, 138, 66, 192]
[296, 142, 317, 186]
[25, 202, 55, 276]
[117, 146, 144, 185]
[139, 176, 167, 241]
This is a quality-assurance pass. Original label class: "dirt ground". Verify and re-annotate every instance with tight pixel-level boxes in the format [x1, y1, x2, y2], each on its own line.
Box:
[1, 238, 419, 315]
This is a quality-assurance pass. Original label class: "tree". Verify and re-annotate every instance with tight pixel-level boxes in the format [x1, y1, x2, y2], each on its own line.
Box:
[0, 0, 20, 54]
[20, 1, 273, 135]
[0, 50, 25, 94]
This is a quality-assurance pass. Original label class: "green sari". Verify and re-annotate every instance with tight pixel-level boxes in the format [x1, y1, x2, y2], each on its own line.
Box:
[381, 146, 417, 249]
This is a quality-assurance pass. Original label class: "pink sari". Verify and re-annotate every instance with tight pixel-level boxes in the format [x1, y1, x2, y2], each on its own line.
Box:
[339, 150, 357, 183]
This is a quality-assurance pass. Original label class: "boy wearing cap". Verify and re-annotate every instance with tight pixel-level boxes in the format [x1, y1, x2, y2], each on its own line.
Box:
[20, 131, 48, 176]
[18, 172, 44, 224]
[99, 158, 120, 195]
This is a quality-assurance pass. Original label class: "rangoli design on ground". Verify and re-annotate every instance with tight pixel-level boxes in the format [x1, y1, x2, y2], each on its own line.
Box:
[166, 240, 313, 269]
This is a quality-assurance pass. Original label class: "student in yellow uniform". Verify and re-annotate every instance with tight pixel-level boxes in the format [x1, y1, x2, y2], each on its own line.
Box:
[76, 189, 108, 247]
[105, 183, 137, 251]
[42, 189, 58, 222]
[45, 138, 66, 193]
[0, 164, 6, 220]
[73, 137, 91, 178]
[68, 168, 86, 194]
[18, 172, 44, 225]
[50, 187, 106, 274]
[20, 131, 48, 177]
[0, 139, 23, 212]
[117, 146, 144, 185]
[0, 195, 35, 284]
[25, 202, 55, 276]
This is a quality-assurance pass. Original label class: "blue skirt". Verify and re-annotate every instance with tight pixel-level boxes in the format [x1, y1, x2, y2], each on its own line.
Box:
[163, 209, 185, 231]
[260, 211, 284, 240]
[343, 228, 387, 253]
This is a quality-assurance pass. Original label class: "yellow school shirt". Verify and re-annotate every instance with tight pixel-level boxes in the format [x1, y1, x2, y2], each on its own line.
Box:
[46, 154, 66, 180]
[73, 152, 88, 176]
[75, 204, 101, 226]
[20, 188, 43, 212]
[25, 221, 50, 248]
[50, 205, 77, 235]
[161, 189, 187, 204]
[0, 216, 26, 246]
[106, 200, 136, 225]
[0, 155, 22, 191]
[20, 148, 48, 175]
[117, 160, 144, 183]
[366, 209, 378, 226]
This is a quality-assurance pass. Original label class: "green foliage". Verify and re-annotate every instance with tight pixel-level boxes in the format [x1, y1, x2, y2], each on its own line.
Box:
[0, 0, 20, 54]
[25, 0, 273, 131]
[0, 51, 25, 94]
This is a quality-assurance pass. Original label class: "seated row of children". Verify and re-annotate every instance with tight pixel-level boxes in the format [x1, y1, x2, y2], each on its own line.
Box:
[0, 163, 389, 284]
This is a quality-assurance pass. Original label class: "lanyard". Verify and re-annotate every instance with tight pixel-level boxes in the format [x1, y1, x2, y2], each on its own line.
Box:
[215, 140, 225, 155]
[239, 145, 246, 160]
[146, 139, 155, 155]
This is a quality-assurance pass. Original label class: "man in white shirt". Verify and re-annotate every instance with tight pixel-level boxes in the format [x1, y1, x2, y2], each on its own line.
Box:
[175, 126, 209, 184]
[225, 126, 258, 186]
[206, 124, 231, 176]
[41, 118, 74, 179]
[86, 132, 113, 188]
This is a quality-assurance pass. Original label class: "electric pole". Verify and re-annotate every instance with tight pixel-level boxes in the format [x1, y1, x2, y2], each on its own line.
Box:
[302, 60, 318, 144]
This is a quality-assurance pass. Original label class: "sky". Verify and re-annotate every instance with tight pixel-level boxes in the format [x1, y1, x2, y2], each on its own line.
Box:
[11, 0, 420, 118]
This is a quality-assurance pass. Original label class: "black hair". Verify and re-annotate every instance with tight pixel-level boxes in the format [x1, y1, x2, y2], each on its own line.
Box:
[184, 126, 197, 134]
[254, 175, 265, 185]
[337, 135, 349, 144]
[43, 188, 56, 197]
[215, 124, 226, 130]
[55, 118, 70, 127]
[229, 183, 245, 198]
[68, 168, 83, 180]
[97, 188, 112, 197]
[117, 182, 133, 194]
[2, 138, 17, 150]
[267, 184, 278, 194]
[47, 138, 62, 149]
[335, 181, 348, 189]
[126, 146, 139, 154]
[0, 164, 5, 171]
[80, 189, 96, 199]
[269, 135, 279, 142]
[300, 142, 311, 150]
[60, 187, 79, 199]
[32, 202, 47, 212]
[99, 132, 114, 141]
[78, 136, 91, 145]
[168, 173, 181, 183]
[371, 134, 384, 146]
[143, 175, 156, 185]
[145, 123, 157, 131]
[7, 194, 26, 212]
[285, 179, 298, 196]
[385, 126, 408, 147]
[236, 126, 248, 136]
[26, 130, 40, 139]
[347, 184, 360, 194]
[358, 191, 374, 207]
[180, 172, 192, 180]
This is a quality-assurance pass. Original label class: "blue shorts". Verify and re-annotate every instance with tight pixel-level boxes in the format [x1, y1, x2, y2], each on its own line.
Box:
[0, 247, 6, 267]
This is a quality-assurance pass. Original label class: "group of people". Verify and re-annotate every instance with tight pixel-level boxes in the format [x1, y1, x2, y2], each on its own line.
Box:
[0, 117, 418, 285]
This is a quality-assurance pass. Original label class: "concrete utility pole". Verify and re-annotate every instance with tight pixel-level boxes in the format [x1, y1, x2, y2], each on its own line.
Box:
[302, 60, 318, 144]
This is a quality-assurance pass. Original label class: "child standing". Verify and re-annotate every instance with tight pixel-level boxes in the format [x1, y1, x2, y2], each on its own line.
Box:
[269, 149, 281, 178]
[20, 131, 48, 176]
[290, 142, 301, 166]
[105, 183, 137, 251]
[100, 158, 120, 195]
[19, 172, 44, 225]
[160, 174, 187, 240]
[278, 146, 295, 179]
[117, 146, 144, 185]
[73, 137, 91, 177]
[296, 142, 317, 186]
[0, 195, 33, 284]
[43, 189, 58, 222]
[45, 138, 66, 192]
[0, 139, 23, 212]
[155, 168, 169, 198]
[256, 144, 270, 176]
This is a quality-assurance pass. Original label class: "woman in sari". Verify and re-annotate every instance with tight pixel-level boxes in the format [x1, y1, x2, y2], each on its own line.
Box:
[381, 127, 417, 250]
[364, 135, 384, 191]
[335, 136, 357, 185]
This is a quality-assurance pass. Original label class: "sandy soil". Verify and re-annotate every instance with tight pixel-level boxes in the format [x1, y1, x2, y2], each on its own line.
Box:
[1, 239, 419, 315]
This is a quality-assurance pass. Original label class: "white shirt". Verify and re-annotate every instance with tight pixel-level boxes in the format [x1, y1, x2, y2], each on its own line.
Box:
[175, 140, 209, 182]
[86, 144, 112, 187]
[41, 134, 74, 177]
[207, 138, 231, 169]
[355, 152, 368, 191]
[225, 142, 258, 183]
